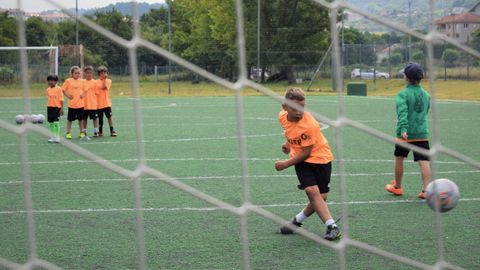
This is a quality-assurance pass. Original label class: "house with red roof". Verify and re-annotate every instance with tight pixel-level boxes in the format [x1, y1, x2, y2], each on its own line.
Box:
[435, 1, 480, 43]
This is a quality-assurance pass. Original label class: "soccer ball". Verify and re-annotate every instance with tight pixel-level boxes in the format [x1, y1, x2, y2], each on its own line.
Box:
[425, 178, 459, 213]
[15, 114, 25, 124]
[30, 114, 39, 124]
[37, 114, 45, 124]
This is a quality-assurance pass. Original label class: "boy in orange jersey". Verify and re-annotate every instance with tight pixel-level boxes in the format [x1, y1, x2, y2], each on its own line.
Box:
[82, 66, 99, 138]
[46, 74, 63, 143]
[96, 66, 117, 137]
[275, 87, 341, 241]
[62, 66, 85, 139]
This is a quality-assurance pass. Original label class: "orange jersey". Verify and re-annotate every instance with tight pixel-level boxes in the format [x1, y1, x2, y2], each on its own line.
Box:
[279, 110, 333, 164]
[96, 78, 112, 109]
[83, 79, 98, 110]
[62, 78, 84, 109]
[46, 85, 63, 108]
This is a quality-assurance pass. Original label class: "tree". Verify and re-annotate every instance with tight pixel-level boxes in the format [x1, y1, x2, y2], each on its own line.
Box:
[388, 52, 403, 66]
[471, 29, 480, 52]
[442, 48, 460, 67]
[412, 51, 424, 63]
[254, 0, 330, 83]
[0, 12, 16, 46]
[25, 17, 51, 46]
[139, 6, 169, 68]
[86, 10, 133, 67]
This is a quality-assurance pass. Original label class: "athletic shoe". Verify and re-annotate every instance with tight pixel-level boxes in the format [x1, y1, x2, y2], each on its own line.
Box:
[279, 218, 302, 234]
[81, 135, 91, 141]
[48, 138, 56, 143]
[111, 131, 117, 137]
[79, 132, 85, 139]
[418, 191, 426, 199]
[93, 132, 99, 137]
[98, 132, 104, 137]
[65, 133, 72, 139]
[385, 180, 403, 196]
[324, 224, 341, 241]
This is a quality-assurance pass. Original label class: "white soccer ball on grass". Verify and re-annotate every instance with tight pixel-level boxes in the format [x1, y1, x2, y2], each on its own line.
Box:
[425, 178, 460, 213]
[15, 114, 25, 124]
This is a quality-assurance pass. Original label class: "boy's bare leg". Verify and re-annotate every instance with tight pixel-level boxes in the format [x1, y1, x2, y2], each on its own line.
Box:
[304, 185, 332, 223]
[418, 160, 431, 190]
[301, 193, 328, 217]
[394, 156, 405, 187]
[108, 117, 113, 127]
[66, 120, 72, 134]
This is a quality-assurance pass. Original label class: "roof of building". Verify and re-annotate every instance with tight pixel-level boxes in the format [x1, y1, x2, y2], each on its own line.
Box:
[435, 12, 480, 24]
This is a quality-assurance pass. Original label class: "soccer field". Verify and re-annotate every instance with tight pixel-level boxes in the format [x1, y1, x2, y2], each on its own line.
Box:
[0, 95, 479, 269]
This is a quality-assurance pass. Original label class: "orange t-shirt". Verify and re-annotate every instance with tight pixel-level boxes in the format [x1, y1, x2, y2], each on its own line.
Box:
[278, 110, 334, 164]
[46, 85, 63, 108]
[83, 79, 98, 110]
[96, 78, 112, 109]
[62, 78, 84, 109]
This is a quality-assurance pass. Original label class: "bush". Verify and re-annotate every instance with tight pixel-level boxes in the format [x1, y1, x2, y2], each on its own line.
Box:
[0, 66, 14, 83]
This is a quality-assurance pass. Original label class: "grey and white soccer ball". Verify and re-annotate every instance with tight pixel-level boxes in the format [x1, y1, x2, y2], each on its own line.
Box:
[30, 114, 39, 124]
[37, 114, 45, 124]
[425, 178, 460, 213]
[15, 114, 25, 124]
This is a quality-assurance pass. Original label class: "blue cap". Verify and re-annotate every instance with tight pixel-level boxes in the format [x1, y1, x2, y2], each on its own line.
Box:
[404, 63, 424, 81]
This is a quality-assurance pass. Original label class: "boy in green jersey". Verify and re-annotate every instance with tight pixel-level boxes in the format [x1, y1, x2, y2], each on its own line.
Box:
[386, 63, 431, 199]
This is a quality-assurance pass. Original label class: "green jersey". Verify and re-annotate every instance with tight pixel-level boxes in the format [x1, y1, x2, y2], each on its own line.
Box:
[395, 84, 430, 139]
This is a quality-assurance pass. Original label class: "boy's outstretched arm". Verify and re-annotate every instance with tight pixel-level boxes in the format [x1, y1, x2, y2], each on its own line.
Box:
[275, 145, 313, 171]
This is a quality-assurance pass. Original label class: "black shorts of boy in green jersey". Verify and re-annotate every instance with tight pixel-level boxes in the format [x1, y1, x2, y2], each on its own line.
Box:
[275, 87, 340, 241]
[386, 63, 431, 199]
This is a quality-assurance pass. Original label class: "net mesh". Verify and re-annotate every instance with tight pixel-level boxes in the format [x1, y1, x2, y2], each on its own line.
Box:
[1, 0, 479, 269]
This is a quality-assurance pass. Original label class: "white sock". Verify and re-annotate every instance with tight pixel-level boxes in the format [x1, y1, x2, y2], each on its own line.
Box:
[295, 211, 307, 223]
[325, 219, 335, 227]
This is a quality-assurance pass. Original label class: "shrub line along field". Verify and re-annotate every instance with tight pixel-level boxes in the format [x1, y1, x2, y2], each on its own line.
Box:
[0, 93, 479, 269]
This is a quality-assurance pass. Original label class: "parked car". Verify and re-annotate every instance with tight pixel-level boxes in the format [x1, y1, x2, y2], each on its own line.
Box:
[351, 68, 390, 79]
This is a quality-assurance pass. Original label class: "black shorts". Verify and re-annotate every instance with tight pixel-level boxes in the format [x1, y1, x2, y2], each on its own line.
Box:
[83, 109, 98, 120]
[47, 107, 61, 123]
[294, 162, 331, 193]
[67, 108, 84, 121]
[97, 107, 112, 119]
[394, 140, 430, 161]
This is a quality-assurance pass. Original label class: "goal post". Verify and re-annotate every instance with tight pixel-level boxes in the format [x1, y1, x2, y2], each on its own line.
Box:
[0, 46, 59, 76]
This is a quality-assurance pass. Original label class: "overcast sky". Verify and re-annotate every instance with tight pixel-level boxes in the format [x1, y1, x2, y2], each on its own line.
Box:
[1, 0, 165, 12]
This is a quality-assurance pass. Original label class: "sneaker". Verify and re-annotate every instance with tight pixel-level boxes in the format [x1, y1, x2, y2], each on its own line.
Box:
[385, 180, 403, 196]
[111, 131, 117, 137]
[79, 132, 85, 139]
[418, 191, 426, 199]
[98, 132, 104, 137]
[65, 133, 72, 139]
[81, 135, 91, 141]
[279, 218, 302, 235]
[93, 132, 99, 137]
[324, 224, 341, 241]
[47, 138, 56, 143]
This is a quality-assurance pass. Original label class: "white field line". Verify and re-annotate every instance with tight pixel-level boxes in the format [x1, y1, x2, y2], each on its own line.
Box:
[1, 198, 479, 215]
[0, 133, 283, 147]
[1, 170, 479, 185]
[0, 157, 475, 166]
